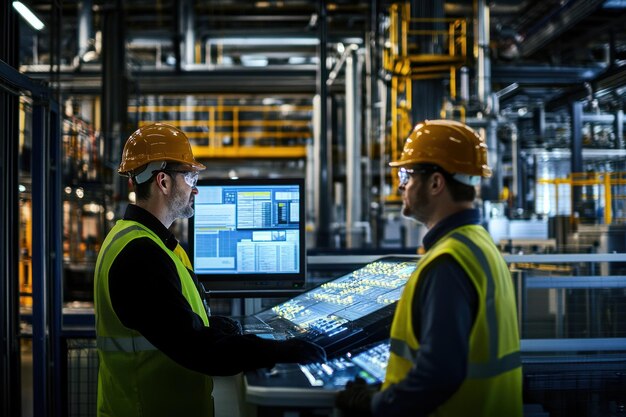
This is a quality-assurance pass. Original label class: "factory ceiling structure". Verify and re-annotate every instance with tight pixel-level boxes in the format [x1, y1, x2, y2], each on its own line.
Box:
[4, 0, 626, 256]
[16, 0, 626, 100]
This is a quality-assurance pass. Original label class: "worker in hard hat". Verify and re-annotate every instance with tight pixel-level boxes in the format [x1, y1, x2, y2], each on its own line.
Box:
[336, 120, 522, 417]
[94, 123, 325, 417]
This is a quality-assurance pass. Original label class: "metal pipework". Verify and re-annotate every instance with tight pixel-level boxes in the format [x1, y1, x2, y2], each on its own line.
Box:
[474, 0, 491, 110]
[346, 46, 364, 248]
[78, 0, 93, 58]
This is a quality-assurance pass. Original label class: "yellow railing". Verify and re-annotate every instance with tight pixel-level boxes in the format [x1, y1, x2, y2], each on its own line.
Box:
[537, 172, 626, 224]
[128, 102, 313, 159]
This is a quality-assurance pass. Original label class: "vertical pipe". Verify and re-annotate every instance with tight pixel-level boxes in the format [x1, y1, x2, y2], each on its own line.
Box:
[475, 0, 491, 107]
[312, 94, 321, 243]
[378, 78, 388, 247]
[315, 0, 331, 248]
[459, 66, 469, 103]
[49, 0, 61, 102]
[306, 138, 316, 248]
[615, 109, 623, 149]
[475, 0, 499, 202]
[510, 122, 520, 208]
[173, 1, 181, 72]
[482, 118, 501, 201]
[571, 101, 583, 214]
[346, 46, 362, 248]
[102, 1, 128, 215]
[78, 0, 93, 58]
[180, 0, 195, 67]
[365, 21, 376, 244]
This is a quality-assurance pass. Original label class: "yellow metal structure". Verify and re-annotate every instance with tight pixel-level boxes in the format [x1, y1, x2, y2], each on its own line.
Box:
[384, 3, 467, 88]
[128, 101, 313, 159]
[537, 172, 626, 224]
[384, 3, 468, 201]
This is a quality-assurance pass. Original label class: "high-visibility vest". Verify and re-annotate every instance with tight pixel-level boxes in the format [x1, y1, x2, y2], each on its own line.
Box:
[173, 243, 193, 269]
[94, 220, 213, 417]
[383, 225, 522, 417]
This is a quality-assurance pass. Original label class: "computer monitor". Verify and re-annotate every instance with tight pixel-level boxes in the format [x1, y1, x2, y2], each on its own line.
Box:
[189, 177, 306, 294]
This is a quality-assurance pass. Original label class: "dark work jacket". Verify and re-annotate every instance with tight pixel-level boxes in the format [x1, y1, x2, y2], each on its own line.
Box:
[108, 204, 289, 376]
[371, 209, 480, 417]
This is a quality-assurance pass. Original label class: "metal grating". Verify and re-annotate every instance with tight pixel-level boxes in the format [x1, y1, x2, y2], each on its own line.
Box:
[67, 338, 98, 417]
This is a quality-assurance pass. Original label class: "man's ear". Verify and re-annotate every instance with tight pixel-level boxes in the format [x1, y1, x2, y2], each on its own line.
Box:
[430, 172, 446, 195]
[154, 172, 171, 195]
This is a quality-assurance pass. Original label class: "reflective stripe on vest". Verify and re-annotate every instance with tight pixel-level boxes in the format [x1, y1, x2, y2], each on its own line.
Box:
[389, 232, 522, 379]
[450, 233, 521, 378]
[390, 337, 417, 362]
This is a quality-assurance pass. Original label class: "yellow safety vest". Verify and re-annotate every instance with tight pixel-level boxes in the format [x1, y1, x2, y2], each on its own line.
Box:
[383, 225, 522, 417]
[94, 220, 213, 417]
[173, 243, 193, 270]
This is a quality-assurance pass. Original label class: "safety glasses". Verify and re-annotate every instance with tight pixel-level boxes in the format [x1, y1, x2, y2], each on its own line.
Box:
[161, 170, 199, 188]
[397, 165, 440, 187]
[397, 167, 415, 187]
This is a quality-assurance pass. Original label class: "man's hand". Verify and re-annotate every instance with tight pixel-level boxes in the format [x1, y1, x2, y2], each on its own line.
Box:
[276, 339, 327, 364]
[209, 315, 243, 335]
[335, 377, 374, 417]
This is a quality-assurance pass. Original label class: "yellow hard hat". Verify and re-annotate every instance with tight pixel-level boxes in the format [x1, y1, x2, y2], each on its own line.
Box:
[118, 123, 205, 176]
[389, 119, 492, 184]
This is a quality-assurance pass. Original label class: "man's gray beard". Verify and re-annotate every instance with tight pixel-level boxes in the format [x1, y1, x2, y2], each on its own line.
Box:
[179, 205, 194, 219]
[170, 182, 195, 219]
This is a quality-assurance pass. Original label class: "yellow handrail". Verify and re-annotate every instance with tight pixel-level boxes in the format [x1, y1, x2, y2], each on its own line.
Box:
[129, 101, 313, 159]
[537, 172, 626, 224]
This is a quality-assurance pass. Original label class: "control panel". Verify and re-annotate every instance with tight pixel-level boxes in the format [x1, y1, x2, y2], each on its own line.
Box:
[248, 257, 416, 355]
[299, 341, 390, 389]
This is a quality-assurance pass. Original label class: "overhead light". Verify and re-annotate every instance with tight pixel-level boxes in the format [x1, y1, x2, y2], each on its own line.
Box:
[12, 1, 45, 31]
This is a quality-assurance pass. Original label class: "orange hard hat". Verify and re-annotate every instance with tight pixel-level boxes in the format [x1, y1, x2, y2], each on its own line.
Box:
[389, 119, 492, 184]
[118, 123, 205, 176]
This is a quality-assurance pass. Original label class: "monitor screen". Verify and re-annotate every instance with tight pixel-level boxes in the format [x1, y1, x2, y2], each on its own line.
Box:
[189, 177, 306, 293]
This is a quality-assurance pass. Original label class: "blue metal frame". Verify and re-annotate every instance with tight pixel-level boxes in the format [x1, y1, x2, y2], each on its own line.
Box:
[32, 103, 48, 417]
[0, 61, 21, 417]
[1, 59, 62, 417]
